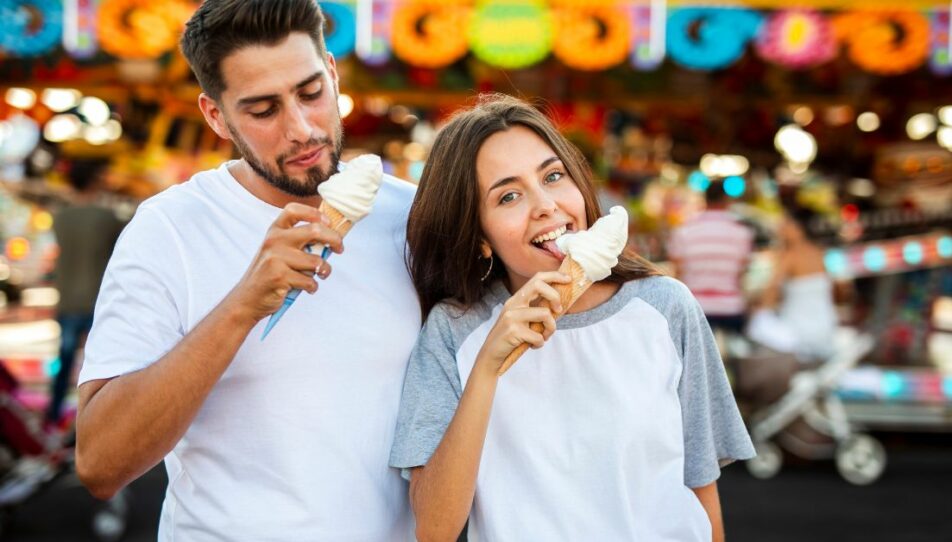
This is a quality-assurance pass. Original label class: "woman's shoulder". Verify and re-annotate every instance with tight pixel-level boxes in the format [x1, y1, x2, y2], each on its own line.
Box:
[621, 275, 699, 320]
[424, 288, 502, 343]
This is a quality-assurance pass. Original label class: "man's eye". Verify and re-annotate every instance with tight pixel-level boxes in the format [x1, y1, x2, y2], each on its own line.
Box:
[251, 107, 276, 119]
[302, 84, 324, 101]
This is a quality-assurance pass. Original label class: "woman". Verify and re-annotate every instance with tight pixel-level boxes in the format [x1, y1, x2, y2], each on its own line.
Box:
[747, 205, 838, 362]
[390, 94, 754, 542]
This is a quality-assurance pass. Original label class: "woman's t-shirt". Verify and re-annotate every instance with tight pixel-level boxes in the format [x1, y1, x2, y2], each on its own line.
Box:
[390, 276, 755, 541]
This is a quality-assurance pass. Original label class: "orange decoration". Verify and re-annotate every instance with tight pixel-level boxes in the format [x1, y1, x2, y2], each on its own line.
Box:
[832, 10, 930, 75]
[552, 1, 630, 71]
[98, 0, 194, 60]
[391, 0, 469, 69]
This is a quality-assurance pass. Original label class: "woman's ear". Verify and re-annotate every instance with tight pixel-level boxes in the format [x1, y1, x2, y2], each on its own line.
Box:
[479, 240, 492, 259]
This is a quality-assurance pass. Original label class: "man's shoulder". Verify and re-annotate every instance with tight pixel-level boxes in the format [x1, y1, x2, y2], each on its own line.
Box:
[378, 173, 416, 205]
[137, 166, 228, 216]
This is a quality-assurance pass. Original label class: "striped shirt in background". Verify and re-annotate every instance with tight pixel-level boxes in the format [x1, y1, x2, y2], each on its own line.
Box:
[668, 210, 754, 316]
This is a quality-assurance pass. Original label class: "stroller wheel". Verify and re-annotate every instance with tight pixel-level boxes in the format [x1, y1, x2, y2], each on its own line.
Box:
[746, 441, 783, 479]
[92, 489, 129, 542]
[835, 434, 886, 485]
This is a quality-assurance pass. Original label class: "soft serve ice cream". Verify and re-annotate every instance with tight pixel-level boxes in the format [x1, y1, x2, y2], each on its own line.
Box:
[554, 206, 629, 281]
[317, 154, 383, 222]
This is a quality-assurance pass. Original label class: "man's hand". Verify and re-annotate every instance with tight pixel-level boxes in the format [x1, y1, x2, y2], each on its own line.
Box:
[228, 202, 344, 324]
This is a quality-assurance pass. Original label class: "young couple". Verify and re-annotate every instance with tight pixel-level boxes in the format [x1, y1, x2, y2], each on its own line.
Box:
[75, 1, 752, 540]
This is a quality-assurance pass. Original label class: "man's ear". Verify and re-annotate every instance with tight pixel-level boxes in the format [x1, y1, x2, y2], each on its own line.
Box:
[326, 53, 340, 95]
[198, 93, 232, 141]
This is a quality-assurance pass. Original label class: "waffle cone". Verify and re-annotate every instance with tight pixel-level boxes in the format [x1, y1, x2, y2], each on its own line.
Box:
[497, 256, 594, 375]
[318, 201, 354, 237]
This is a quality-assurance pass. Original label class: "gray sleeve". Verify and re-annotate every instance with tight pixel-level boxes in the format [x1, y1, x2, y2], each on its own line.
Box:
[669, 280, 756, 487]
[390, 303, 465, 480]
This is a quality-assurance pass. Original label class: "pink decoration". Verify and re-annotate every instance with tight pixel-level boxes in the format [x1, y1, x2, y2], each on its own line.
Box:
[755, 9, 836, 69]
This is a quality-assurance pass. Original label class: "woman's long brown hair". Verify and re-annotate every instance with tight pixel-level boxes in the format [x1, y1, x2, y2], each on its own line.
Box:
[407, 94, 660, 319]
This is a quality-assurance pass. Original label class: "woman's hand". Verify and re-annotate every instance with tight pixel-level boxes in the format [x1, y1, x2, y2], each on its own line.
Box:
[475, 271, 571, 375]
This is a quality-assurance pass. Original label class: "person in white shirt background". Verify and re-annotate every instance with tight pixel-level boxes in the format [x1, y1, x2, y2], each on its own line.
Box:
[74, 1, 420, 540]
[391, 94, 754, 542]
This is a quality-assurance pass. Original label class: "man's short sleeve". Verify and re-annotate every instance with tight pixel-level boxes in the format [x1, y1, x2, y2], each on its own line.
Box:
[390, 303, 465, 480]
[673, 281, 756, 487]
[78, 206, 187, 384]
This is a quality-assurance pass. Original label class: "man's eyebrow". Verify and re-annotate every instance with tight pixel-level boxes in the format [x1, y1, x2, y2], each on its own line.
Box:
[236, 71, 324, 107]
[487, 156, 561, 194]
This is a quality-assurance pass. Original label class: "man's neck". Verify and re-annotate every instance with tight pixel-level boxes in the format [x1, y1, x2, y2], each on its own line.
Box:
[228, 159, 321, 209]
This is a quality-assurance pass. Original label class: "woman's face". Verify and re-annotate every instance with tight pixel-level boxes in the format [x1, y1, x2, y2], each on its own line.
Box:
[476, 125, 587, 291]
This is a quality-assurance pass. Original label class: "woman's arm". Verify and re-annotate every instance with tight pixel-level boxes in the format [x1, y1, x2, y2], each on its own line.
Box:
[692, 482, 725, 542]
[409, 272, 568, 542]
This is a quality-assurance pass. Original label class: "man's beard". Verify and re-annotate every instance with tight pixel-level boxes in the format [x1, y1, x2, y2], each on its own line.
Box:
[227, 120, 344, 197]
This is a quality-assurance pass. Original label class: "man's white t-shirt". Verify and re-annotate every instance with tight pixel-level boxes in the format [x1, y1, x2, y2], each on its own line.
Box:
[391, 277, 754, 541]
[79, 161, 421, 541]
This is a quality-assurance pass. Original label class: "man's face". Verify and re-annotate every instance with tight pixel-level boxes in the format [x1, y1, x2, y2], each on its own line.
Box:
[204, 32, 343, 197]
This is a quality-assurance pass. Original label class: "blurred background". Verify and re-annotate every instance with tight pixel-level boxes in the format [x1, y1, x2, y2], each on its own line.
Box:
[0, 0, 950, 540]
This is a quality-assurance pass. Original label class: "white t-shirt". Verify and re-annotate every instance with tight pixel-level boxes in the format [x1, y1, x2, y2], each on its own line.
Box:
[80, 161, 421, 541]
[391, 277, 754, 541]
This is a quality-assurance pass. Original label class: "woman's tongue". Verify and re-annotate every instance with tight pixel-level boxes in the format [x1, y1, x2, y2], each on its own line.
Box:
[536, 239, 566, 260]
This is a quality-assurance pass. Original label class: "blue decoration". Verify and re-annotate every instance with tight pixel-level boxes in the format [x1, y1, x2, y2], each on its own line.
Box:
[824, 249, 848, 278]
[321, 1, 356, 59]
[667, 8, 763, 71]
[863, 246, 888, 272]
[938, 235, 952, 258]
[882, 371, 905, 399]
[943, 376, 952, 399]
[723, 175, 746, 198]
[688, 170, 710, 192]
[0, 0, 63, 57]
[902, 242, 924, 265]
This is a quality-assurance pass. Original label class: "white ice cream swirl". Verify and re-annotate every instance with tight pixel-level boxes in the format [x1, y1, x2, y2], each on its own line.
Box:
[554, 206, 629, 281]
[317, 154, 383, 222]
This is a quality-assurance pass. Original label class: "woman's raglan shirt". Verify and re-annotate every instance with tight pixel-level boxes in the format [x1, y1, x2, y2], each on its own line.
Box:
[391, 276, 755, 541]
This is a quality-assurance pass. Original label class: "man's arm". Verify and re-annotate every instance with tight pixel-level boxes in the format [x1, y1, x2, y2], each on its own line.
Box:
[76, 203, 341, 499]
[692, 482, 725, 542]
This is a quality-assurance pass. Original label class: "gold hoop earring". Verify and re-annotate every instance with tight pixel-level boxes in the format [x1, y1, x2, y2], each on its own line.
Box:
[480, 254, 494, 282]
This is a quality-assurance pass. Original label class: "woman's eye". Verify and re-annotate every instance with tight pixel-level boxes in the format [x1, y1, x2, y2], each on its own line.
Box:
[499, 192, 517, 204]
[545, 171, 564, 183]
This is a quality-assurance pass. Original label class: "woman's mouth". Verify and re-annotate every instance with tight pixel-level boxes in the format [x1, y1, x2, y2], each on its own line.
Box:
[530, 224, 572, 260]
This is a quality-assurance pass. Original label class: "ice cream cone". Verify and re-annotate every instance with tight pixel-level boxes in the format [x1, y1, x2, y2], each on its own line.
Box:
[318, 200, 354, 237]
[497, 255, 593, 375]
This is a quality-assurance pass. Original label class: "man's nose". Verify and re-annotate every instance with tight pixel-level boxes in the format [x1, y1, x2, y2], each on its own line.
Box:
[284, 102, 314, 143]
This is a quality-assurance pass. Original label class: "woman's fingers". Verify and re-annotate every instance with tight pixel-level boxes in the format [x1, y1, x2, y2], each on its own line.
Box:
[507, 272, 571, 310]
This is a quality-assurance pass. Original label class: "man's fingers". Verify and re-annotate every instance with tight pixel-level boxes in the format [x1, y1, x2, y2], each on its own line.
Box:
[271, 202, 323, 230]
[283, 223, 344, 253]
[287, 272, 318, 294]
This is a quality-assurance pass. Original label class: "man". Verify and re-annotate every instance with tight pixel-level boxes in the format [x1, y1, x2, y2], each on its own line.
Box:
[668, 179, 754, 334]
[47, 159, 123, 426]
[74, 1, 420, 540]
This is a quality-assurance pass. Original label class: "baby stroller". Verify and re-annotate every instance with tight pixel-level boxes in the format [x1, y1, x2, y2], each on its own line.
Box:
[727, 329, 886, 485]
[0, 359, 129, 540]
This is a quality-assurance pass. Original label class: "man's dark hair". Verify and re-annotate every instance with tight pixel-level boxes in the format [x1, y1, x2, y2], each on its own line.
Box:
[68, 159, 109, 192]
[705, 179, 729, 206]
[180, 0, 328, 100]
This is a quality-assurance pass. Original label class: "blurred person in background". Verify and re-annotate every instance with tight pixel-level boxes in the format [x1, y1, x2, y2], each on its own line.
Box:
[746, 205, 837, 362]
[73, 1, 420, 540]
[46, 158, 123, 426]
[668, 179, 754, 336]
